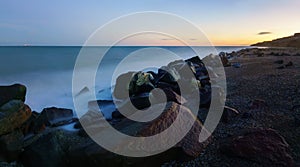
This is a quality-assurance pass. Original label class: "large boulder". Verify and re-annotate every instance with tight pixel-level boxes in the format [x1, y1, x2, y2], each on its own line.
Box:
[0, 84, 26, 107]
[0, 100, 32, 135]
[220, 128, 294, 166]
[0, 130, 24, 162]
[113, 72, 155, 100]
[135, 102, 211, 158]
[68, 102, 211, 167]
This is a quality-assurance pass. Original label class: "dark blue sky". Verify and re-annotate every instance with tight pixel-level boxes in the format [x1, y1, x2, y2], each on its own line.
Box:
[1, 0, 299, 45]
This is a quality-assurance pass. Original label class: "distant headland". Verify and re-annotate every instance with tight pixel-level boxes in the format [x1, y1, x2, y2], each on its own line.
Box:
[252, 33, 300, 48]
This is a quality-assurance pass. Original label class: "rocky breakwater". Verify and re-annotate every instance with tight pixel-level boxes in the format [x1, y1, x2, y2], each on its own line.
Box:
[70, 56, 217, 166]
[0, 84, 31, 163]
[0, 55, 220, 166]
[0, 84, 76, 166]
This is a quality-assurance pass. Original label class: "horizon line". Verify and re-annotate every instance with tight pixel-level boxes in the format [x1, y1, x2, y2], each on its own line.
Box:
[0, 45, 250, 47]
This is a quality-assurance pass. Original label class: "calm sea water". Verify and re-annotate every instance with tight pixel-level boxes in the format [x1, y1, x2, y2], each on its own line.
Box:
[0, 46, 248, 114]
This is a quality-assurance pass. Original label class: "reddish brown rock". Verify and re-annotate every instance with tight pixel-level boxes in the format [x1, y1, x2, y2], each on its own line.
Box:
[220, 128, 294, 166]
[68, 102, 211, 167]
[138, 102, 210, 157]
[0, 100, 32, 135]
[20, 111, 46, 135]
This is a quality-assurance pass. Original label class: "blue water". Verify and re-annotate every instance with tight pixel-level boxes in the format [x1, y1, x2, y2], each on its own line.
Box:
[0, 46, 248, 114]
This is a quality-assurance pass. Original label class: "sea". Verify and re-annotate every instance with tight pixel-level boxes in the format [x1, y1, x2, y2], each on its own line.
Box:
[0, 46, 248, 117]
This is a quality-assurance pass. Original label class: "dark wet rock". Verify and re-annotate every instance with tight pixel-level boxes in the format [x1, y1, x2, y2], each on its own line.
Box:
[20, 130, 70, 167]
[0, 84, 26, 107]
[0, 130, 24, 162]
[199, 89, 211, 108]
[113, 72, 155, 100]
[38, 107, 73, 127]
[157, 68, 178, 84]
[73, 121, 82, 129]
[116, 93, 151, 111]
[196, 108, 209, 123]
[185, 56, 203, 66]
[116, 88, 187, 113]
[0, 100, 32, 136]
[277, 65, 285, 69]
[77, 128, 88, 137]
[274, 60, 284, 64]
[185, 56, 210, 84]
[220, 128, 294, 166]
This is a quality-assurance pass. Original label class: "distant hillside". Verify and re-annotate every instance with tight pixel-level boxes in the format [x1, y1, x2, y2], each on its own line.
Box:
[251, 33, 300, 48]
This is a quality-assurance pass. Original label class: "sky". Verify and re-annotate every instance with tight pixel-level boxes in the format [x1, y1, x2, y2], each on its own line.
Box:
[0, 0, 300, 46]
